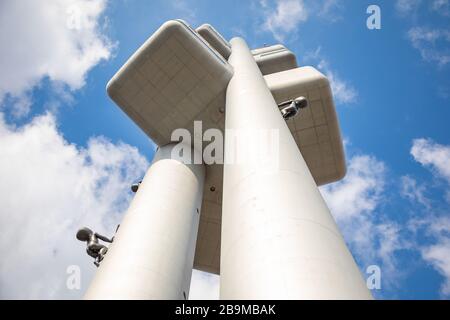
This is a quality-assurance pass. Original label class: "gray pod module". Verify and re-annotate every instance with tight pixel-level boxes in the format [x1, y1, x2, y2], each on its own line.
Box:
[106, 19, 234, 146]
[252, 44, 298, 75]
[265, 66, 346, 185]
[196, 23, 232, 60]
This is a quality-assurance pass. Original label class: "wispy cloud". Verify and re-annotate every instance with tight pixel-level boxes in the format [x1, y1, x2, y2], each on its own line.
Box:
[321, 155, 385, 221]
[258, 0, 344, 42]
[321, 154, 406, 290]
[305, 47, 358, 105]
[411, 138, 450, 186]
[396, 0, 422, 15]
[407, 27, 450, 67]
[396, 1, 450, 67]
[317, 0, 344, 22]
[170, 0, 197, 24]
[400, 175, 431, 209]
[431, 0, 450, 16]
[421, 218, 450, 296]
[407, 138, 450, 297]
[260, 0, 308, 42]
[409, 211, 450, 298]
[323, 67, 358, 105]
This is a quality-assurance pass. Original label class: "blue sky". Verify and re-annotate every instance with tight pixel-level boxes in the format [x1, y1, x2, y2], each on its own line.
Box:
[0, 0, 449, 300]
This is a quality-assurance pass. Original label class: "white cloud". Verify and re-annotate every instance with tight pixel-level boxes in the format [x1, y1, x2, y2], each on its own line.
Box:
[317, 0, 343, 22]
[423, 241, 450, 295]
[400, 175, 431, 208]
[321, 155, 385, 221]
[260, 0, 308, 42]
[408, 138, 450, 297]
[431, 0, 450, 16]
[320, 155, 406, 285]
[396, 1, 450, 67]
[0, 0, 113, 116]
[323, 66, 358, 105]
[10, 95, 33, 119]
[396, 0, 422, 15]
[421, 218, 450, 296]
[305, 47, 358, 105]
[0, 112, 148, 299]
[407, 27, 450, 67]
[396, 1, 450, 66]
[411, 138, 450, 185]
[259, 0, 345, 41]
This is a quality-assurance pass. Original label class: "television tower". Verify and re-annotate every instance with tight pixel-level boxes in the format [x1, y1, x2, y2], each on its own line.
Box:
[83, 20, 372, 300]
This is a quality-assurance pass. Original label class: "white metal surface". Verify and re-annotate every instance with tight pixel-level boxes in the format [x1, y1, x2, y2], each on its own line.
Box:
[252, 44, 298, 75]
[107, 19, 233, 145]
[265, 67, 346, 185]
[84, 144, 205, 300]
[251, 44, 286, 55]
[196, 24, 231, 59]
[103, 21, 349, 277]
[220, 37, 372, 299]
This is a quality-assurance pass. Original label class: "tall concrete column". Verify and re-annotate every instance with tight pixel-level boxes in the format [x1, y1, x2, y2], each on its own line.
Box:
[220, 38, 372, 299]
[84, 143, 205, 300]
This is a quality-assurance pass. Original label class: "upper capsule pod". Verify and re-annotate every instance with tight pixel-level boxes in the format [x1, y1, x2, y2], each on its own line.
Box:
[252, 44, 298, 75]
[106, 19, 234, 146]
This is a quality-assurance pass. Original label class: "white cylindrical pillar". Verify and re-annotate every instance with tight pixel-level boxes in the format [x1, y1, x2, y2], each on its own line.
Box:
[84, 143, 205, 300]
[220, 38, 372, 299]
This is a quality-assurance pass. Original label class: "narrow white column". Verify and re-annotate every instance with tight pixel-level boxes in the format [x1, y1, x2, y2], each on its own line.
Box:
[84, 143, 205, 300]
[220, 38, 372, 299]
